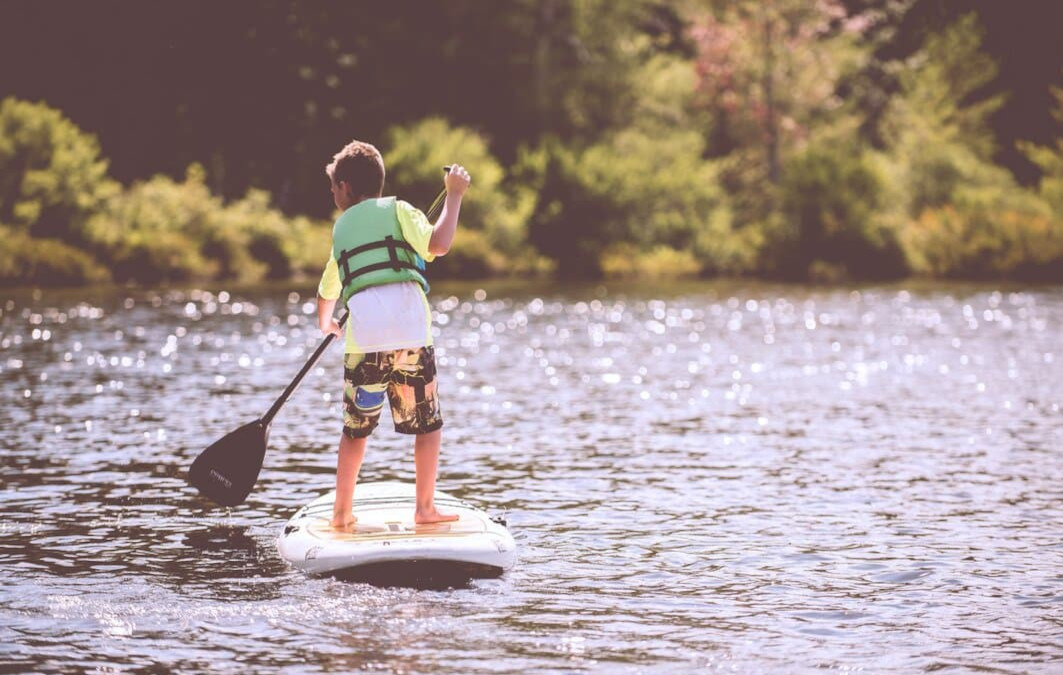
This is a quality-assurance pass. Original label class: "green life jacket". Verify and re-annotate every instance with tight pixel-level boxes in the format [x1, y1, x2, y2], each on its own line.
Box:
[332, 197, 429, 303]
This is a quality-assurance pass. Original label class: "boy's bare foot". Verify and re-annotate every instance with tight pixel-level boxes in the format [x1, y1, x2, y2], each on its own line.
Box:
[330, 515, 357, 530]
[415, 507, 459, 524]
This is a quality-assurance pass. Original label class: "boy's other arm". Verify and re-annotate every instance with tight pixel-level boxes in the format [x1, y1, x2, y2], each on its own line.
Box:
[317, 255, 344, 338]
[428, 164, 471, 256]
[317, 295, 343, 338]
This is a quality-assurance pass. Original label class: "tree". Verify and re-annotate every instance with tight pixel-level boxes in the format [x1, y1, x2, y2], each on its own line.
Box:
[384, 118, 542, 277]
[0, 97, 117, 241]
[879, 13, 1007, 216]
[1019, 85, 1063, 217]
[884, 16, 1062, 280]
[689, 0, 868, 183]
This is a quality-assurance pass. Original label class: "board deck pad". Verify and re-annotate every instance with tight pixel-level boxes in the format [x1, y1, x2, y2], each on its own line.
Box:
[306, 517, 486, 540]
[277, 482, 516, 585]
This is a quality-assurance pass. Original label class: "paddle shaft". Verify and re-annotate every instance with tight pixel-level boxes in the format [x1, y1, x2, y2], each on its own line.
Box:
[425, 166, 453, 221]
[261, 310, 348, 426]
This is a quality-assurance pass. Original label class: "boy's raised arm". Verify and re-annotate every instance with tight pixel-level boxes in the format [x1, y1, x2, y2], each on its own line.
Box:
[428, 164, 471, 256]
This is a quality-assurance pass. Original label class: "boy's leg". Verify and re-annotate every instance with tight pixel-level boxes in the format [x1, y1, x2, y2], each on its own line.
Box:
[334, 351, 385, 529]
[413, 429, 458, 524]
[332, 432, 366, 529]
[385, 346, 454, 524]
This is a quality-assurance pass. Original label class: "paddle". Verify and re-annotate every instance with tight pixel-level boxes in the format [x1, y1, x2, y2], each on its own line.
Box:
[188, 173, 451, 507]
[187, 309, 349, 506]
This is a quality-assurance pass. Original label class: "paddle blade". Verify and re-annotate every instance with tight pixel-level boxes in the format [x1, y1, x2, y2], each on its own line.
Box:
[188, 420, 270, 507]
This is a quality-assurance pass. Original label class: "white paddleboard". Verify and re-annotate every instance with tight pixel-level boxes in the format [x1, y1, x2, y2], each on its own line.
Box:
[277, 482, 516, 582]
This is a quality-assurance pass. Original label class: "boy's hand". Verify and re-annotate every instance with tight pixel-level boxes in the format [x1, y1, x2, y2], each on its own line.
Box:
[445, 164, 471, 198]
[322, 317, 344, 339]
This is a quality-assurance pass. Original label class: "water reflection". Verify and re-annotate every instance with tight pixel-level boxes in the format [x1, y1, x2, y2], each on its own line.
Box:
[0, 281, 1060, 673]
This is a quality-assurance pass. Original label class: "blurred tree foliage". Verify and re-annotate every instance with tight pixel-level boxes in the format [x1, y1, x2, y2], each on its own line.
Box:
[83, 165, 328, 284]
[383, 118, 546, 277]
[527, 49, 738, 279]
[878, 15, 1063, 279]
[0, 98, 118, 242]
[773, 143, 907, 281]
[0, 0, 1059, 285]
[690, 0, 867, 182]
[686, 0, 897, 280]
[0, 0, 675, 219]
[0, 226, 111, 287]
[1020, 86, 1063, 218]
[880, 14, 1004, 212]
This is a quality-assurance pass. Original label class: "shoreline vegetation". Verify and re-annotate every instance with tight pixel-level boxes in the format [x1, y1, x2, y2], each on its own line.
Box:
[2, 7, 1061, 289]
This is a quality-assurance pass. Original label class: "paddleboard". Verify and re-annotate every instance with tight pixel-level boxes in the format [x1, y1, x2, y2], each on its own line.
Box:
[277, 482, 516, 583]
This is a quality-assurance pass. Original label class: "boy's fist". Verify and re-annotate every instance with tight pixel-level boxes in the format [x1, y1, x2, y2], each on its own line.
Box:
[445, 164, 471, 197]
[322, 318, 344, 339]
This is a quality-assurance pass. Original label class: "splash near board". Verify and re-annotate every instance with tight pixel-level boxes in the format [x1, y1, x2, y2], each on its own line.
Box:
[277, 482, 516, 584]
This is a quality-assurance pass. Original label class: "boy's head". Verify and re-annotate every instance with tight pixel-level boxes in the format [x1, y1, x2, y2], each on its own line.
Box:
[326, 140, 385, 210]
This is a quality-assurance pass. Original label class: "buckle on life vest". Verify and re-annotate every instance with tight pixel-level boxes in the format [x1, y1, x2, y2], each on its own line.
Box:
[338, 236, 420, 287]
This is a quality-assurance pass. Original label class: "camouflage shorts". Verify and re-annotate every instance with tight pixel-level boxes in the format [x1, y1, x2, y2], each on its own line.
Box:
[342, 346, 443, 438]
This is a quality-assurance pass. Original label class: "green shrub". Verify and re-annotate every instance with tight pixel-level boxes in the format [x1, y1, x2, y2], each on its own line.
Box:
[215, 189, 329, 280]
[526, 129, 737, 278]
[1019, 85, 1063, 218]
[871, 11, 1061, 281]
[427, 229, 507, 279]
[0, 226, 110, 286]
[901, 193, 1062, 281]
[600, 243, 701, 279]
[881, 99, 1063, 281]
[383, 118, 542, 277]
[85, 165, 220, 282]
[0, 98, 118, 241]
[767, 144, 907, 281]
[87, 165, 330, 284]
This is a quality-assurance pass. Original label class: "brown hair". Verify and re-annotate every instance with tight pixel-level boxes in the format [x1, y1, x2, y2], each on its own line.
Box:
[325, 140, 385, 198]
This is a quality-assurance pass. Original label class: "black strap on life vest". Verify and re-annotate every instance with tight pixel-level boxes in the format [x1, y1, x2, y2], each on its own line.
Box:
[337, 235, 420, 288]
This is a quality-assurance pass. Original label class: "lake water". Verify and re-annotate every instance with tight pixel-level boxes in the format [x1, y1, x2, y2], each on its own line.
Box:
[1, 280, 1060, 674]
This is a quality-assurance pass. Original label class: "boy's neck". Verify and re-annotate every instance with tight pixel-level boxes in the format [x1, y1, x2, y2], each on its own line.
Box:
[349, 194, 380, 208]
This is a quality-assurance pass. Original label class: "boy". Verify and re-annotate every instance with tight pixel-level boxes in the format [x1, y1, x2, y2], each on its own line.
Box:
[316, 140, 470, 529]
